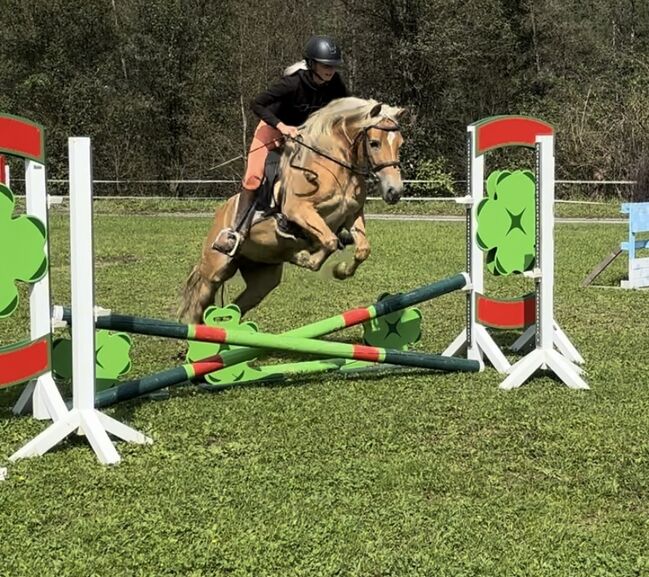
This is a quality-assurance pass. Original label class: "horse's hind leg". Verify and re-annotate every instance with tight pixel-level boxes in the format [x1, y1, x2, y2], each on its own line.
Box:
[234, 263, 284, 316]
[178, 251, 238, 324]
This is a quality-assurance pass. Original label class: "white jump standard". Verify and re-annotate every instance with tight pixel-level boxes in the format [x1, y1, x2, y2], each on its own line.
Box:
[444, 116, 587, 390]
[9, 133, 151, 464]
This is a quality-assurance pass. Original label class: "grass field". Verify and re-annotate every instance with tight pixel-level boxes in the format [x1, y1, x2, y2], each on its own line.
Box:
[1, 210, 649, 577]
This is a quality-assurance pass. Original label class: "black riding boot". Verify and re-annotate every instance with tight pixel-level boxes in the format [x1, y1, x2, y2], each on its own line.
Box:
[212, 187, 257, 256]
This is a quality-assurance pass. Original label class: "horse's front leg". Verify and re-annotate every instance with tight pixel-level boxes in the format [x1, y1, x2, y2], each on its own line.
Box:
[285, 206, 340, 272]
[333, 213, 370, 280]
[289, 245, 337, 271]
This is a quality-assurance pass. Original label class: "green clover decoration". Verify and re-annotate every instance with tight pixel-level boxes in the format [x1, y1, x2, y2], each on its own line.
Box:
[362, 299, 422, 350]
[186, 304, 260, 385]
[476, 170, 536, 276]
[0, 183, 48, 318]
[52, 330, 133, 392]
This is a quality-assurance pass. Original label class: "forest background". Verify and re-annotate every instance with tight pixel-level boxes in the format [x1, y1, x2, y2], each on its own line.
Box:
[1, 0, 648, 199]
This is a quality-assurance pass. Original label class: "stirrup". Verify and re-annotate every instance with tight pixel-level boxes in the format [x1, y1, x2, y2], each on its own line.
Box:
[212, 229, 243, 257]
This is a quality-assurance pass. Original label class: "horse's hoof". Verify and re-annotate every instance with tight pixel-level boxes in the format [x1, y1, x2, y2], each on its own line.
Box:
[333, 263, 348, 280]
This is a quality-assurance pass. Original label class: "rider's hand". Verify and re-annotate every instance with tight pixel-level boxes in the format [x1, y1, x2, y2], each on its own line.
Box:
[277, 123, 299, 139]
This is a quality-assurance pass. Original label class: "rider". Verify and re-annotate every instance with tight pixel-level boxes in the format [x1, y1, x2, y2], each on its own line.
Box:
[212, 35, 348, 255]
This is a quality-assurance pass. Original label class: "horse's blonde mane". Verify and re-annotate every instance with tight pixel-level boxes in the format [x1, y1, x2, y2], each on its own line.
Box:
[298, 97, 399, 140]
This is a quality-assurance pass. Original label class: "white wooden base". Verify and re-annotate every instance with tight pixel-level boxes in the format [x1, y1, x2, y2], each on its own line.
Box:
[500, 348, 588, 391]
[12, 374, 69, 421]
[447, 321, 587, 388]
[621, 280, 649, 289]
[509, 322, 585, 366]
[622, 256, 649, 289]
[443, 325, 508, 372]
[10, 409, 151, 465]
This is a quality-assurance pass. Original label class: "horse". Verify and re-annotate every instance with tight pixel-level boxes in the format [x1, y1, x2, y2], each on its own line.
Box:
[178, 97, 405, 324]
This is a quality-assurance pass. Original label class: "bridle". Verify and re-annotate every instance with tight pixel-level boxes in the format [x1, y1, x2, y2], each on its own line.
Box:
[287, 120, 402, 180]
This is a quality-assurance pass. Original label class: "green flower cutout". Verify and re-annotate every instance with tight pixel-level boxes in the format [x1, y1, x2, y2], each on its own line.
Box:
[476, 170, 536, 276]
[362, 300, 422, 350]
[186, 304, 259, 385]
[52, 330, 133, 392]
[200, 361, 280, 387]
[0, 183, 48, 318]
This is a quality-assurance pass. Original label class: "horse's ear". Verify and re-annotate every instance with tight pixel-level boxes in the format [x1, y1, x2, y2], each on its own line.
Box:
[385, 105, 406, 121]
[369, 103, 382, 117]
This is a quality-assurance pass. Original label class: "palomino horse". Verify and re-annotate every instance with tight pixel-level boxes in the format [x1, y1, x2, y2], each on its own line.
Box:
[178, 97, 405, 323]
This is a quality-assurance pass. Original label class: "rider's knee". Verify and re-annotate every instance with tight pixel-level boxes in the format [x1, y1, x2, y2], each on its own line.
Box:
[243, 174, 262, 190]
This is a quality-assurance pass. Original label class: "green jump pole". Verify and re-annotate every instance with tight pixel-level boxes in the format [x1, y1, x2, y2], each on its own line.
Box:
[63, 272, 467, 355]
[65, 308, 479, 371]
[68, 273, 470, 406]
[94, 355, 227, 408]
[200, 358, 421, 392]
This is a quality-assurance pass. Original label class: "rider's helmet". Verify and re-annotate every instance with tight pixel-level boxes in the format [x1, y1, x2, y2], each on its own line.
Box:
[303, 36, 343, 67]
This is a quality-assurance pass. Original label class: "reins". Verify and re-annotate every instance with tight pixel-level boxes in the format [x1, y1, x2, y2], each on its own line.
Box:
[286, 121, 402, 178]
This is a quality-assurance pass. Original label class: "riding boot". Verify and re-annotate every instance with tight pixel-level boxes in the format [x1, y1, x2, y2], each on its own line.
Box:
[212, 187, 257, 256]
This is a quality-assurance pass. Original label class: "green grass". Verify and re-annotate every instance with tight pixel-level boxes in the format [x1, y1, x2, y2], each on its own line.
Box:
[1, 211, 648, 577]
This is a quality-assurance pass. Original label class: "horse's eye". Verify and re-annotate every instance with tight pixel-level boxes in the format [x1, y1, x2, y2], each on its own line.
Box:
[369, 140, 381, 149]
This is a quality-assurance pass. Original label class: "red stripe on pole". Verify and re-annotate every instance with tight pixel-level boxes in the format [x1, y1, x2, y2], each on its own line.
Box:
[476, 293, 536, 329]
[192, 356, 225, 377]
[352, 344, 382, 362]
[0, 336, 51, 388]
[475, 117, 553, 155]
[0, 115, 45, 162]
[342, 308, 372, 327]
[0, 155, 6, 184]
[194, 325, 227, 343]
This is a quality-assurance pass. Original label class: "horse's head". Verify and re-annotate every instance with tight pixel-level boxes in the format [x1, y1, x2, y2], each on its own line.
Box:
[285, 97, 406, 204]
[358, 103, 405, 205]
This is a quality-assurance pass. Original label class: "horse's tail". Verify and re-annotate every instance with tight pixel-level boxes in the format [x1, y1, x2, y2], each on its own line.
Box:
[178, 197, 239, 324]
[177, 263, 219, 325]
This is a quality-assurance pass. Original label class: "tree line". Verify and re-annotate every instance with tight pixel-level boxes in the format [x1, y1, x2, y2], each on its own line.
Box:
[2, 0, 649, 199]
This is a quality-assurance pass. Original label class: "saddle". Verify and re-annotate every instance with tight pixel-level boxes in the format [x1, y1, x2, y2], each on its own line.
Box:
[250, 150, 353, 246]
[256, 150, 282, 213]
[250, 150, 305, 239]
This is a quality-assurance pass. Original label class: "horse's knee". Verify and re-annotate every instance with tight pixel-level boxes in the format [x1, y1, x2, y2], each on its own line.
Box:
[323, 236, 339, 253]
[355, 246, 370, 261]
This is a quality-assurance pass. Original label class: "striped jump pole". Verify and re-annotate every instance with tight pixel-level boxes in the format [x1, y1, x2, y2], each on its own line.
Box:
[59, 273, 472, 406]
[58, 271, 467, 346]
[62, 309, 480, 372]
[95, 358, 375, 408]
[59, 273, 468, 370]
[90, 328, 478, 409]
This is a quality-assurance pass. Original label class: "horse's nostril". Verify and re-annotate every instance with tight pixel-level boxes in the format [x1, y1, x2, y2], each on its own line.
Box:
[384, 187, 401, 205]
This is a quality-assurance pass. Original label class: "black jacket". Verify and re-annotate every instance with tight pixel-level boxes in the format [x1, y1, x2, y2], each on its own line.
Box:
[251, 69, 348, 128]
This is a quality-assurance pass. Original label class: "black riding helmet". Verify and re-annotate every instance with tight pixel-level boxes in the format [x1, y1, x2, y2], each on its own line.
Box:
[303, 35, 343, 67]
